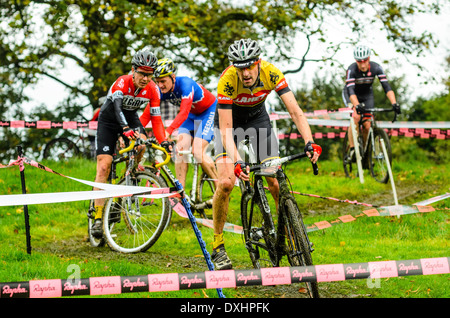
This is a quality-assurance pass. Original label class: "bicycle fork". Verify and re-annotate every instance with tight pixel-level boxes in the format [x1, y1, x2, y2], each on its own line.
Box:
[255, 177, 279, 266]
[277, 171, 315, 255]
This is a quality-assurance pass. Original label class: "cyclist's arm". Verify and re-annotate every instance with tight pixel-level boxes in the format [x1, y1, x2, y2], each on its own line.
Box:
[111, 94, 129, 128]
[149, 106, 166, 144]
[280, 91, 319, 163]
[349, 94, 360, 107]
[140, 103, 151, 127]
[166, 87, 194, 135]
[344, 67, 361, 107]
[217, 107, 241, 164]
[386, 90, 397, 105]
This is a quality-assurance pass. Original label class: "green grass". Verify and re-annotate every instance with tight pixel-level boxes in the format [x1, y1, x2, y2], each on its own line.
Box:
[0, 157, 448, 298]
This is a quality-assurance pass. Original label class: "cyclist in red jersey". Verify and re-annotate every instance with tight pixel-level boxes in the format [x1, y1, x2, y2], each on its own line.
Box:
[91, 49, 169, 238]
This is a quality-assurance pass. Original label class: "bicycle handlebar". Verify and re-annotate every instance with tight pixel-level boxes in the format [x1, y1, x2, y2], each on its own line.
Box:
[359, 106, 398, 123]
[249, 152, 318, 176]
[118, 140, 136, 155]
[149, 143, 171, 168]
[117, 138, 171, 168]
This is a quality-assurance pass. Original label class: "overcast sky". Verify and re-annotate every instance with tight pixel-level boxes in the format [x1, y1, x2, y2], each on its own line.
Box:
[23, 3, 449, 116]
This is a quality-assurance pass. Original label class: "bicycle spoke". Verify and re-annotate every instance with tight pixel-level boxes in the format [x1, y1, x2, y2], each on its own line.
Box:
[103, 171, 170, 253]
[282, 198, 319, 298]
[241, 179, 278, 268]
[369, 128, 392, 183]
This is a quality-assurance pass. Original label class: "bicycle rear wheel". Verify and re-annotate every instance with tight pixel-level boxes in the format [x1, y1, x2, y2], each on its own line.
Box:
[103, 171, 170, 253]
[196, 171, 215, 219]
[241, 180, 278, 268]
[87, 199, 105, 247]
[281, 198, 319, 298]
[368, 128, 392, 184]
[43, 137, 80, 161]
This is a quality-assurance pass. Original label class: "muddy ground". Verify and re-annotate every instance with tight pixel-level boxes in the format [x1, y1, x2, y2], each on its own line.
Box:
[36, 180, 445, 298]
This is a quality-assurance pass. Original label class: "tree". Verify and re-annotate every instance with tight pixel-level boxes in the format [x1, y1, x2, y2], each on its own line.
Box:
[0, 0, 443, 161]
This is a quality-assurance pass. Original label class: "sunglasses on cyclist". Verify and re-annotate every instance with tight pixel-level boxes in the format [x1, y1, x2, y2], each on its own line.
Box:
[135, 70, 154, 78]
[234, 59, 261, 72]
[356, 58, 369, 63]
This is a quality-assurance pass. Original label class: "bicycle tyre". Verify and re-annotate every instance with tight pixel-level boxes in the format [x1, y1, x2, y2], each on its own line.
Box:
[368, 128, 392, 184]
[196, 171, 215, 219]
[103, 171, 170, 253]
[241, 178, 278, 268]
[87, 199, 106, 247]
[43, 137, 80, 161]
[342, 132, 356, 178]
[282, 197, 320, 298]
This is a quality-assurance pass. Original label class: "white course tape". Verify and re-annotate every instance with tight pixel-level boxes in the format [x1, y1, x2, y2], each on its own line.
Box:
[0, 187, 178, 207]
[271, 111, 450, 129]
[0, 175, 179, 207]
[305, 119, 450, 129]
[414, 193, 450, 206]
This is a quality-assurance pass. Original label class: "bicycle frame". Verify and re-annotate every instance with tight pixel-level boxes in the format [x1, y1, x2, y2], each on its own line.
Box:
[241, 152, 318, 260]
[240, 152, 320, 297]
[346, 107, 397, 184]
[149, 145, 215, 214]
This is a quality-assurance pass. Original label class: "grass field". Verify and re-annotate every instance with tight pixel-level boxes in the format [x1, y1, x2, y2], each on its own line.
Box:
[0, 155, 448, 299]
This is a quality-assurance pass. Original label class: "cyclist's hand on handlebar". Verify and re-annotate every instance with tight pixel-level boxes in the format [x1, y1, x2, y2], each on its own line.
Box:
[160, 140, 173, 154]
[304, 141, 322, 164]
[355, 104, 366, 115]
[393, 103, 401, 114]
[234, 160, 250, 181]
[123, 127, 137, 140]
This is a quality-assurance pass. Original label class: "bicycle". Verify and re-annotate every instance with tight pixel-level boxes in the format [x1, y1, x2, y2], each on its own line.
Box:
[343, 105, 397, 183]
[145, 139, 216, 219]
[87, 137, 172, 253]
[240, 148, 320, 298]
[43, 128, 96, 161]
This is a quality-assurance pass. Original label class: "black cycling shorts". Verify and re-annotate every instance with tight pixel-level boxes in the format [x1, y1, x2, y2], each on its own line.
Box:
[342, 87, 374, 109]
[213, 108, 279, 163]
[95, 116, 145, 156]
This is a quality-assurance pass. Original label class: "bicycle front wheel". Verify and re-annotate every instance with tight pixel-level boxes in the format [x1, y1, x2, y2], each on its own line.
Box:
[241, 181, 278, 268]
[342, 132, 356, 178]
[103, 171, 170, 253]
[43, 137, 80, 161]
[368, 128, 392, 184]
[281, 198, 319, 298]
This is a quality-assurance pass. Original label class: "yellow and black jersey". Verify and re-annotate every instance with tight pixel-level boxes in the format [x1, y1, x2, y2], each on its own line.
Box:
[217, 60, 290, 112]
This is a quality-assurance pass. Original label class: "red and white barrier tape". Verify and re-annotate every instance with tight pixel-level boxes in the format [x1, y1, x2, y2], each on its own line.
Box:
[1, 157, 447, 234]
[0, 256, 447, 298]
[306, 204, 438, 233]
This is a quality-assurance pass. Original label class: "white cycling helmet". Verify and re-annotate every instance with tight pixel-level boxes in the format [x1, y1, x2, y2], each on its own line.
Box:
[228, 38, 261, 68]
[353, 45, 371, 61]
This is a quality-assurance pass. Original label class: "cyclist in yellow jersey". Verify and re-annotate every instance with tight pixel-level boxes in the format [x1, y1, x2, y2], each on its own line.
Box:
[211, 38, 322, 270]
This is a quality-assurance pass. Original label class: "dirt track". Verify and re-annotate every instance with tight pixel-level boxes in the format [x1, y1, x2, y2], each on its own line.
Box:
[35, 178, 444, 298]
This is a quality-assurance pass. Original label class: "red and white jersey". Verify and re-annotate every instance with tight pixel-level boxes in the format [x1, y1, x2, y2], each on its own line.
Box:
[99, 74, 161, 128]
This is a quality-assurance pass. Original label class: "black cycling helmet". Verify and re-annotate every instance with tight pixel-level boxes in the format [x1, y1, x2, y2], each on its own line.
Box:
[131, 49, 158, 72]
[228, 38, 261, 68]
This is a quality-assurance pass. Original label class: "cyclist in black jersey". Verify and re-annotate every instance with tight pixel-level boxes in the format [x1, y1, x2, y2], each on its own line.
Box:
[211, 39, 322, 270]
[343, 44, 400, 151]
